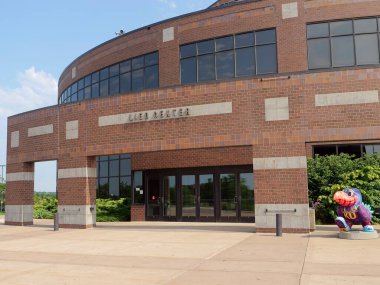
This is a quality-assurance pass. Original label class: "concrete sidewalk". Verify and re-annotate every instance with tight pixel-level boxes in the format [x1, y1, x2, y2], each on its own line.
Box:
[0, 219, 379, 285]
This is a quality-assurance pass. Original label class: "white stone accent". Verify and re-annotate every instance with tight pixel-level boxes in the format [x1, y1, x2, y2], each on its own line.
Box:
[7, 172, 34, 182]
[66, 120, 79, 140]
[253, 156, 307, 170]
[315, 90, 379, 107]
[58, 167, 97, 179]
[28, 124, 53, 137]
[11, 131, 19, 148]
[58, 205, 96, 226]
[282, 2, 298, 19]
[265, 97, 289, 121]
[5, 205, 34, 223]
[255, 204, 310, 229]
[71, 67, 77, 79]
[99, 102, 232, 127]
[163, 27, 174, 42]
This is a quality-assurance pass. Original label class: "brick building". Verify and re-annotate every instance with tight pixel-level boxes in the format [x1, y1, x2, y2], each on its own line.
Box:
[6, 0, 380, 232]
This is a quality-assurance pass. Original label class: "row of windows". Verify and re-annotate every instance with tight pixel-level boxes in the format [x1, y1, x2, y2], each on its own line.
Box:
[307, 17, 380, 69]
[313, 144, 380, 158]
[180, 29, 277, 84]
[59, 52, 159, 104]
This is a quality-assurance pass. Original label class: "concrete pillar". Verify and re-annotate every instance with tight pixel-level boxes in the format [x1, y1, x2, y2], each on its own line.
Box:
[57, 156, 97, 228]
[5, 162, 34, 226]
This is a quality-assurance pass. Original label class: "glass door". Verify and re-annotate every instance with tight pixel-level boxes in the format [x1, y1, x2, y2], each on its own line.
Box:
[220, 173, 238, 221]
[239, 173, 255, 222]
[146, 176, 160, 220]
[162, 175, 176, 220]
[199, 174, 214, 220]
[181, 175, 196, 220]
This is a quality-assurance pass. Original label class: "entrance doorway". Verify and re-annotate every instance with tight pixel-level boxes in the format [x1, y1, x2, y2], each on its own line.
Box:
[145, 166, 254, 222]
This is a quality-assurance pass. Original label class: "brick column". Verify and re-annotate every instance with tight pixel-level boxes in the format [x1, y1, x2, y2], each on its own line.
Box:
[57, 156, 96, 228]
[131, 204, 145, 221]
[253, 143, 310, 233]
[5, 162, 34, 226]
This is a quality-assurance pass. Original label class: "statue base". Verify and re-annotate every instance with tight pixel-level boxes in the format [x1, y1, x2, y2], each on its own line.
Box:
[338, 230, 379, 240]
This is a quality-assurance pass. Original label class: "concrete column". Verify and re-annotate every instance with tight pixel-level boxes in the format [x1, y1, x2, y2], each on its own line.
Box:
[5, 162, 34, 226]
[57, 156, 97, 229]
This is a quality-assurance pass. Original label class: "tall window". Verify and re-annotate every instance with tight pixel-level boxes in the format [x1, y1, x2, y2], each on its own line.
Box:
[59, 52, 159, 104]
[307, 17, 380, 69]
[180, 29, 277, 84]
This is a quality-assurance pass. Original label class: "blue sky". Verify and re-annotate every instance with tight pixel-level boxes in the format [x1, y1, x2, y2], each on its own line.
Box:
[0, 0, 215, 191]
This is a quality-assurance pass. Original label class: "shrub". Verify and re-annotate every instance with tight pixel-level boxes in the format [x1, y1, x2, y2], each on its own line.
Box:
[96, 198, 131, 222]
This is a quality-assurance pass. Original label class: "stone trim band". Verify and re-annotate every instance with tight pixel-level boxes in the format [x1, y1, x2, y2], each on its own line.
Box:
[58, 168, 96, 179]
[253, 156, 307, 170]
[7, 172, 34, 182]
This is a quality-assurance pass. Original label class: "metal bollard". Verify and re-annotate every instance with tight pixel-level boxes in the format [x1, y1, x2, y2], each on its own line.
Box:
[54, 212, 59, 231]
[276, 213, 282, 237]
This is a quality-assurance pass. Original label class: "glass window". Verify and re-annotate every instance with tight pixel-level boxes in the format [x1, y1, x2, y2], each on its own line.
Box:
[331, 36, 355, 67]
[338, 144, 362, 158]
[314, 145, 337, 156]
[99, 161, 108, 177]
[71, 82, 78, 93]
[220, 174, 236, 217]
[132, 69, 144, 91]
[144, 65, 159, 89]
[235, 32, 254, 48]
[98, 178, 109, 199]
[109, 160, 119, 177]
[85, 75, 92, 87]
[330, 20, 353, 36]
[120, 159, 131, 176]
[307, 23, 329, 38]
[256, 29, 276, 45]
[197, 40, 214, 55]
[215, 36, 234, 52]
[181, 58, 197, 84]
[100, 68, 109, 80]
[133, 171, 144, 204]
[240, 173, 254, 217]
[71, 92, 78, 102]
[84, 86, 91, 99]
[120, 72, 131, 93]
[308, 38, 331, 69]
[109, 76, 119, 95]
[132, 56, 144, 70]
[182, 175, 196, 217]
[199, 174, 214, 217]
[354, 18, 378, 34]
[92, 71, 99, 84]
[100, 79, 109, 97]
[355, 34, 379, 65]
[109, 177, 119, 197]
[198, 54, 215, 81]
[363, 145, 374, 155]
[78, 79, 84, 90]
[109, 64, 119, 77]
[78, 89, 84, 101]
[91, 83, 99, 98]
[145, 52, 158, 66]
[180, 44, 196, 58]
[256, 44, 277, 74]
[236, 47, 255, 77]
[216, 50, 234, 79]
[120, 60, 131, 74]
[120, 176, 131, 198]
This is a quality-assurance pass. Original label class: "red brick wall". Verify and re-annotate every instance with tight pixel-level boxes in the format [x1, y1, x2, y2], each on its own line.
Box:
[131, 204, 145, 221]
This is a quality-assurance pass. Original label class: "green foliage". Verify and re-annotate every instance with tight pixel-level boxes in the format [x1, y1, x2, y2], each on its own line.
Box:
[34, 192, 57, 219]
[96, 198, 131, 222]
[308, 154, 380, 224]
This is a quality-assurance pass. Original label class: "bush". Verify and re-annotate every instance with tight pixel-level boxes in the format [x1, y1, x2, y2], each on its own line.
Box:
[34, 192, 58, 219]
[308, 154, 380, 224]
[96, 198, 131, 222]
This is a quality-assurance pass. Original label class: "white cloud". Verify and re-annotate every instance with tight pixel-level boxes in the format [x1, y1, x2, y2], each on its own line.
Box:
[158, 0, 177, 9]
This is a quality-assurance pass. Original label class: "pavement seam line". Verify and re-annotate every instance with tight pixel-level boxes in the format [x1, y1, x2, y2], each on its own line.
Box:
[299, 233, 311, 285]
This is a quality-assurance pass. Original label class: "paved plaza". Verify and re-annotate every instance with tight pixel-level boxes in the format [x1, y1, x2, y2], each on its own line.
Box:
[0, 218, 379, 285]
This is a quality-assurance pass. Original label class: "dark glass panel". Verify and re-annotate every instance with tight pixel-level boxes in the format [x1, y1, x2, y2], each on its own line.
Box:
[92, 71, 99, 84]
[120, 176, 131, 199]
[355, 34, 379, 65]
[120, 60, 131, 74]
[84, 86, 91, 99]
[99, 161, 108, 177]
[120, 159, 131, 176]
[99, 156, 108, 161]
[145, 52, 159, 66]
[216, 50, 234, 79]
[71, 82, 78, 93]
[132, 69, 144, 91]
[78, 89, 84, 101]
[374, 145, 380, 154]
[181, 58, 197, 84]
[256, 29, 276, 45]
[85, 75, 92, 87]
[308, 38, 331, 69]
[197, 39, 214, 55]
[163, 176, 176, 217]
[236, 47, 255, 77]
[363, 145, 374, 155]
[78, 78, 84, 90]
[120, 72, 131, 93]
[182, 175, 196, 217]
[109, 159, 119, 177]
[256, 44, 277, 74]
[220, 174, 236, 217]
[215, 36, 234, 52]
[133, 171, 144, 204]
[240, 173, 254, 217]
[109, 76, 120, 95]
[330, 20, 353, 36]
[199, 174, 214, 217]
[331, 36, 355, 67]
[109, 64, 119, 77]
[338, 145, 362, 158]
[314, 145, 337, 156]
[307, 23, 329, 38]
[100, 79, 109, 97]
[132, 56, 144, 70]
[109, 177, 119, 197]
[97, 178, 109, 199]
[109, 155, 119, 160]
[120, 154, 131, 159]
[100, 68, 109, 80]
[91, 83, 99, 98]
[180, 44, 196, 58]
[198, 54, 215, 81]
[67, 86, 71, 95]
[354, 18, 378, 34]
[144, 65, 159, 89]
[71, 92, 78, 102]
[147, 177, 160, 217]
[235, 32, 254, 48]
